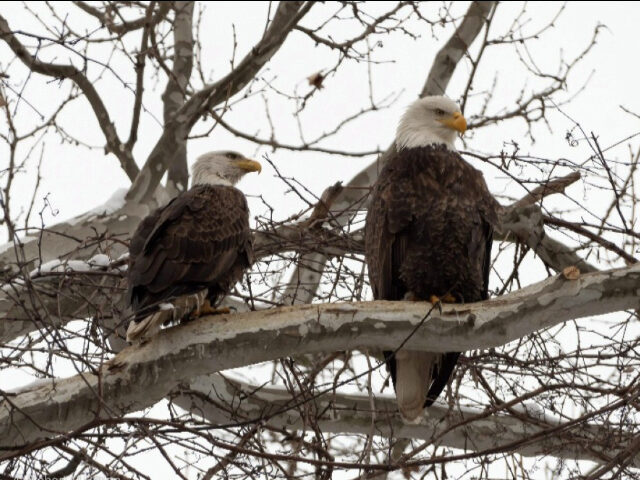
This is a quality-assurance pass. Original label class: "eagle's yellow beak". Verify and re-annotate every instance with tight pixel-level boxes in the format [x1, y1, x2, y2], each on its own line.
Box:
[439, 111, 467, 134]
[234, 158, 262, 174]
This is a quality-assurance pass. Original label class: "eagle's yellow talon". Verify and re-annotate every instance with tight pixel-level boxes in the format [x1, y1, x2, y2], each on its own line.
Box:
[442, 293, 456, 303]
[429, 295, 443, 314]
[190, 301, 230, 320]
[429, 293, 456, 305]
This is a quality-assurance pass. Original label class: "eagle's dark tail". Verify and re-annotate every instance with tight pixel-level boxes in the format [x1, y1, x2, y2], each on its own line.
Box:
[424, 352, 460, 407]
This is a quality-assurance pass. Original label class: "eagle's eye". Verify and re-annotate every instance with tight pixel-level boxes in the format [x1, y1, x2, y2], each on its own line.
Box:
[434, 108, 445, 116]
[226, 152, 239, 160]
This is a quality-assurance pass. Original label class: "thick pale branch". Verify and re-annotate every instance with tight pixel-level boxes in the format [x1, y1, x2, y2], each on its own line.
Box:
[0, 196, 156, 344]
[0, 220, 360, 344]
[498, 204, 599, 274]
[0, 198, 597, 344]
[421, 1, 496, 97]
[126, 1, 311, 203]
[172, 374, 635, 467]
[0, 192, 153, 275]
[162, 1, 194, 195]
[1, 263, 638, 450]
[0, 15, 139, 181]
[509, 171, 581, 210]
[0, 266, 124, 344]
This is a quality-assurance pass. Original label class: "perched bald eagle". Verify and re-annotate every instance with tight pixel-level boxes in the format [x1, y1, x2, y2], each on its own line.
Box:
[365, 96, 500, 421]
[126, 151, 261, 343]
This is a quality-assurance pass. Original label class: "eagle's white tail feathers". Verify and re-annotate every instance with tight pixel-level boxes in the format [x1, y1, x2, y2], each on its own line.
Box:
[126, 290, 207, 343]
[395, 350, 437, 423]
[126, 309, 169, 343]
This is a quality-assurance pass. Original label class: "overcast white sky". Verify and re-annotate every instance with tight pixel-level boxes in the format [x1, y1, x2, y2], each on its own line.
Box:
[1, 2, 639, 478]
[1, 1, 639, 237]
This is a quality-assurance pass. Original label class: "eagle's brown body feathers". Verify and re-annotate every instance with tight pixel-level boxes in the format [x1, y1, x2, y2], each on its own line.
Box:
[126, 185, 253, 341]
[365, 144, 500, 419]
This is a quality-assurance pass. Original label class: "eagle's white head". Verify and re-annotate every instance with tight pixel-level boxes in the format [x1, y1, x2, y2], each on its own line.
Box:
[191, 151, 262, 187]
[395, 96, 467, 151]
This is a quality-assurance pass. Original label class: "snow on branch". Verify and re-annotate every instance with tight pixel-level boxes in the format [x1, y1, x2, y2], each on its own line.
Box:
[2, 263, 638, 452]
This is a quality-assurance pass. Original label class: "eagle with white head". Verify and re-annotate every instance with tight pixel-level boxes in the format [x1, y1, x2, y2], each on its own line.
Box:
[365, 96, 500, 421]
[126, 151, 261, 343]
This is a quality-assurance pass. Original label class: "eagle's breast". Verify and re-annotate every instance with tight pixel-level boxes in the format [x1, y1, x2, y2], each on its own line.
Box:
[127, 184, 253, 318]
[365, 144, 498, 303]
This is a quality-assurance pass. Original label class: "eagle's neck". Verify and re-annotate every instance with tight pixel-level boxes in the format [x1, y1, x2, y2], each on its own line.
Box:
[395, 130, 457, 152]
[395, 121, 457, 152]
[191, 171, 234, 187]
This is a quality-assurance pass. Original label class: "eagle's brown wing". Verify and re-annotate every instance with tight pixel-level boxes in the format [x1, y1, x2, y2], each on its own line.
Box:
[127, 185, 253, 320]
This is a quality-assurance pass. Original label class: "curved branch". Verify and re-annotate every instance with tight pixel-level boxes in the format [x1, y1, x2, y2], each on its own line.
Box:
[421, 1, 496, 97]
[126, 1, 312, 204]
[170, 373, 637, 468]
[1, 263, 638, 450]
[72, 1, 170, 36]
[0, 15, 139, 181]
[0, 184, 599, 344]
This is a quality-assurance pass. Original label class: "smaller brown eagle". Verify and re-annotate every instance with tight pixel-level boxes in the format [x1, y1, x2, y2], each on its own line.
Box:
[125, 151, 261, 343]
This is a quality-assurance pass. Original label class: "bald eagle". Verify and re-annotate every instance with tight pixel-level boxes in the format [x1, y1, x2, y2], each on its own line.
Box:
[126, 151, 261, 343]
[365, 96, 500, 421]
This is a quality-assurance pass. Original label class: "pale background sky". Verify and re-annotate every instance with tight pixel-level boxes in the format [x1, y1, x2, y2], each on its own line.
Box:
[1, 2, 639, 478]
[2, 1, 639, 236]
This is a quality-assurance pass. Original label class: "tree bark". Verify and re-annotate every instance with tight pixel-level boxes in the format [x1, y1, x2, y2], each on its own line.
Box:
[2, 263, 638, 451]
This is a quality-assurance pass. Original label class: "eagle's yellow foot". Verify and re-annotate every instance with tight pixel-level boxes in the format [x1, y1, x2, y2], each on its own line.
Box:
[429, 294, 456, 305]
[429, 295, 442, 314]
[429, 294, 456, 314]
[189, 301, 230, 320]
[211, 306, 231, 315]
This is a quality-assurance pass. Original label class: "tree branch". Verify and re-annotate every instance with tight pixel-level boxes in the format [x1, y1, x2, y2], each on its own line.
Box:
[498, 204, 599, 274]
[171, 373, 637, 469]
[162, 1, 194, 195]
[2, 263, 638, 450]
[72, 2, 170, 35]
[0, 14, 140, 181]
[126, 1, 312, 204]
[0, 177, 599, 344]
[421, 1, 496, 97]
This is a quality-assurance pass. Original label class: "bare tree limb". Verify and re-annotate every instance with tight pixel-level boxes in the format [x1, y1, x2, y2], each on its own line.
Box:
[421, 2, 496, 97]
[162, 1, 195, 195]
[509, 171, 581, 210]
[0, 176, 598, 344]
[172, 373, 637, 469]
[498, 204, 599, 274]
[2, 263, 637, 450]
[72, 1, 170, 35]
[126, 1, 312, 204]
[0, 14, 140, 181]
